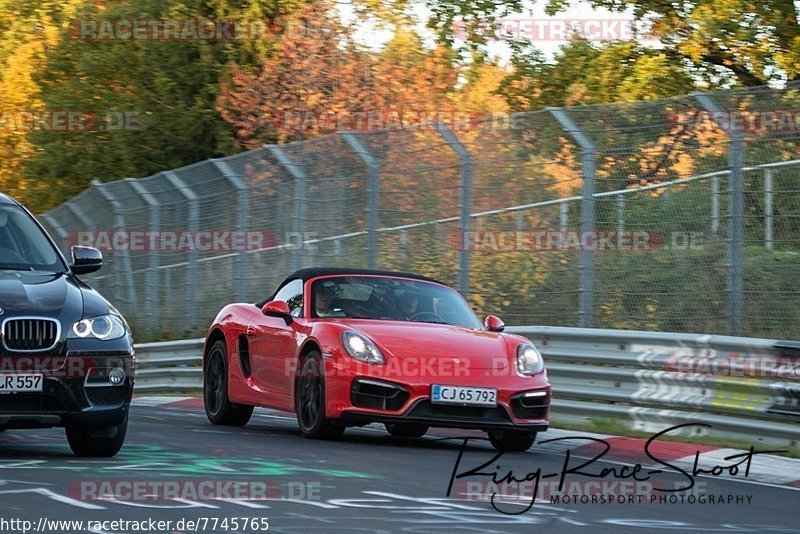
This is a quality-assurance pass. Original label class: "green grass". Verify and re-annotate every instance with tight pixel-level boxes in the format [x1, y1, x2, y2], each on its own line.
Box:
[552, 417, 800, 459]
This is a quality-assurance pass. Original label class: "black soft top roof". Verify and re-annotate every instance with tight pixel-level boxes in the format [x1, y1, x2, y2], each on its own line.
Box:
[260, 267, 446, 306]
[284, 267, 444, 286]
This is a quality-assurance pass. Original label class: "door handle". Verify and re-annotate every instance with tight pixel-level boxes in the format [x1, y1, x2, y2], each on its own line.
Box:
[246, 326, 257, 336]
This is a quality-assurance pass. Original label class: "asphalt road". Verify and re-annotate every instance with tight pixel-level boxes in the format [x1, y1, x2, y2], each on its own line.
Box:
[0, 400, 796, 533]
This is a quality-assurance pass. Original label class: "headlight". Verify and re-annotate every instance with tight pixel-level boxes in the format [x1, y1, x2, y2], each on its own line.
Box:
[341, 331, 385, 364]
[516, 343, 544, 376]
[69, 315, 127, 340]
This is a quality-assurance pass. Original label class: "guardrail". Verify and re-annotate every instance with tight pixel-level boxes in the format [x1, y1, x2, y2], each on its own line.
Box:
[135, 338, 205, 392]
[134, 327, 800, 447]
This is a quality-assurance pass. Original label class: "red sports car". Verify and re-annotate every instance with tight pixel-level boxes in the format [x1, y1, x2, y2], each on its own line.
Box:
[202, 268, 550, 451]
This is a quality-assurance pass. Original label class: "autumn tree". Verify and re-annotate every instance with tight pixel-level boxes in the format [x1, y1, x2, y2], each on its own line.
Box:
[7, 0, 305, 212]
[556, 0, 800, 86]
[0, 0, 84, 207]
[420, 0, 799, 87]
[219, 2, 474, 146]
[499, 39, 695, 111]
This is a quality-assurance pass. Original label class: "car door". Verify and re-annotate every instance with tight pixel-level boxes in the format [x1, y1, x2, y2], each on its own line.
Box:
[249, 279, 304, 400]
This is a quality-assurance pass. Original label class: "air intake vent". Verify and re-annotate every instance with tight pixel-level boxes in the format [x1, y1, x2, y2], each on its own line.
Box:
[2, 318, 60, 352]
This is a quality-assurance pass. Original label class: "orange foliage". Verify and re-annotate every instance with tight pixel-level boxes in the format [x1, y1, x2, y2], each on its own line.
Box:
[218, 2, 465, 148]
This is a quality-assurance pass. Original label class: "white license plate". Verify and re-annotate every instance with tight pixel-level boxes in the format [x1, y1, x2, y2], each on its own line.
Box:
[431, 385, 497, 406]
[0, 374, 43, 392]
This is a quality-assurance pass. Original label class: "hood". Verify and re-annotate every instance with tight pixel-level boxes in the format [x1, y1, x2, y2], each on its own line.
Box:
[0, 271, 110, 321]
[346, 320, 512, 370]
[0, 271, 80, 315]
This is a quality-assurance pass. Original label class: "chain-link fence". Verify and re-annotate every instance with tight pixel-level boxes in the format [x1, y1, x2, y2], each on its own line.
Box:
[39, 84, 800, 341]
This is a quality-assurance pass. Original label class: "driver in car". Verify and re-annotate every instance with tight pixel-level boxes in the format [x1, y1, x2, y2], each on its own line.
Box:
[395, 291, 418, 320]
[314, 283, 345, 317]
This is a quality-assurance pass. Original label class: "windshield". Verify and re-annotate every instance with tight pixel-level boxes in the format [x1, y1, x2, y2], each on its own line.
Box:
[0, 204, 66, 272]
[310, 276, 482, 329]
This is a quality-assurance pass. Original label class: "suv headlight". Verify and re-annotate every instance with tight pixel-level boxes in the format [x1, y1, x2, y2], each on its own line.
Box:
[69, 315, 127, 340]
[341, 331, 385, 364]
[516, 343, 544, 376]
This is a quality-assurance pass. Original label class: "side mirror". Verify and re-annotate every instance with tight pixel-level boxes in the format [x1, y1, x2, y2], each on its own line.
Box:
[70, 246, 103, 275]
[484, 315, 505, 332]
[262, 300, 293, 325]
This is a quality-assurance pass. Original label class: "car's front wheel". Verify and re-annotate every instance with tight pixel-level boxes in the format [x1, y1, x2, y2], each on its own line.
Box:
[204, 340, 253, 426]
[488, 429, 536, 452]
[66, 415, 128, 457]
[295, 352, 344, 440]
[385, 423, 429, 438]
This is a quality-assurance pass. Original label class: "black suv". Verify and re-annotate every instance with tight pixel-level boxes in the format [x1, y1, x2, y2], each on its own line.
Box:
[0, 193, 134, 456]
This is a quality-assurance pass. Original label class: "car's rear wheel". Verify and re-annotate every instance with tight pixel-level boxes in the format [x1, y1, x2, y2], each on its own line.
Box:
[204, 339, 253, 426]
[488, 429, 536, 452]
[66, 415, 128, 457]
[385, 423, 429, 438]
[295, 352, 344, 440]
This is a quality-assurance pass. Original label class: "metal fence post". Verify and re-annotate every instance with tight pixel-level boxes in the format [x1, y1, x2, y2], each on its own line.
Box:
[90, 179, 137, 314]
[560, 202, 569, 233]
[340, 133, 380, 268]
[548, 107, 597, 328]
[694, 93, 744, 336]
[124, 178, 160, 333]
[764, 168, 773, 250]
[268, 146, 307, 271]
[432, 122, 473, 297]
[211, 159, 250, 301]
[163, 172, 198, 332]
[711, 175, 720, 236]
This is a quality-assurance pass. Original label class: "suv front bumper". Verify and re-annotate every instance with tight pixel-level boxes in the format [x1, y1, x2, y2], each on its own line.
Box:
[0, 349, 134, 431]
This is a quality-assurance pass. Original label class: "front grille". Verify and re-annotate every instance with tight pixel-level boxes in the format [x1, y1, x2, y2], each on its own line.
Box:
[351, 379, 409, 411]
[0, 394, 66, 413]
[510, 392, 550, 420]
[2, 318, 59, 352]
[85, 386, 127, 406]
[420, 401, 511, 421]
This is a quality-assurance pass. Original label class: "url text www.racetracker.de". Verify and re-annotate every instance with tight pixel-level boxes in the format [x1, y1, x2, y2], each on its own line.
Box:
[0, 517, 270, 533]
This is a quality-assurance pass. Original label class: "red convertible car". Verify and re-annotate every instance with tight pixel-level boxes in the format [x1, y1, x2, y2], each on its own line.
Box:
[202, 268, 550, 451]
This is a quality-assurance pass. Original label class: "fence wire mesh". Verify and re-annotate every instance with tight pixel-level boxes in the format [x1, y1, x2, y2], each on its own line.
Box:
[39, 84, 800, 340]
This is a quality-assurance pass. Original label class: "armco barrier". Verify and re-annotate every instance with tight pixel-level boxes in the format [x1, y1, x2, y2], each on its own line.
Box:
[134, 327, 800, 446]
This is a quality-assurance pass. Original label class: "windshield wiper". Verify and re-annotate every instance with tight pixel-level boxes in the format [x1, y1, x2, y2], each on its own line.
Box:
[0, 265, 34, 271]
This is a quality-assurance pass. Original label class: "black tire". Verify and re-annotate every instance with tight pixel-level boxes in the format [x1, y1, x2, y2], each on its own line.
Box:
[385, 423, 429, 438]
[295, 352, 345, 440]
[204, 339, 253, 426]
[66, 415, 128, 457]
[488, 429, 537, 452]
